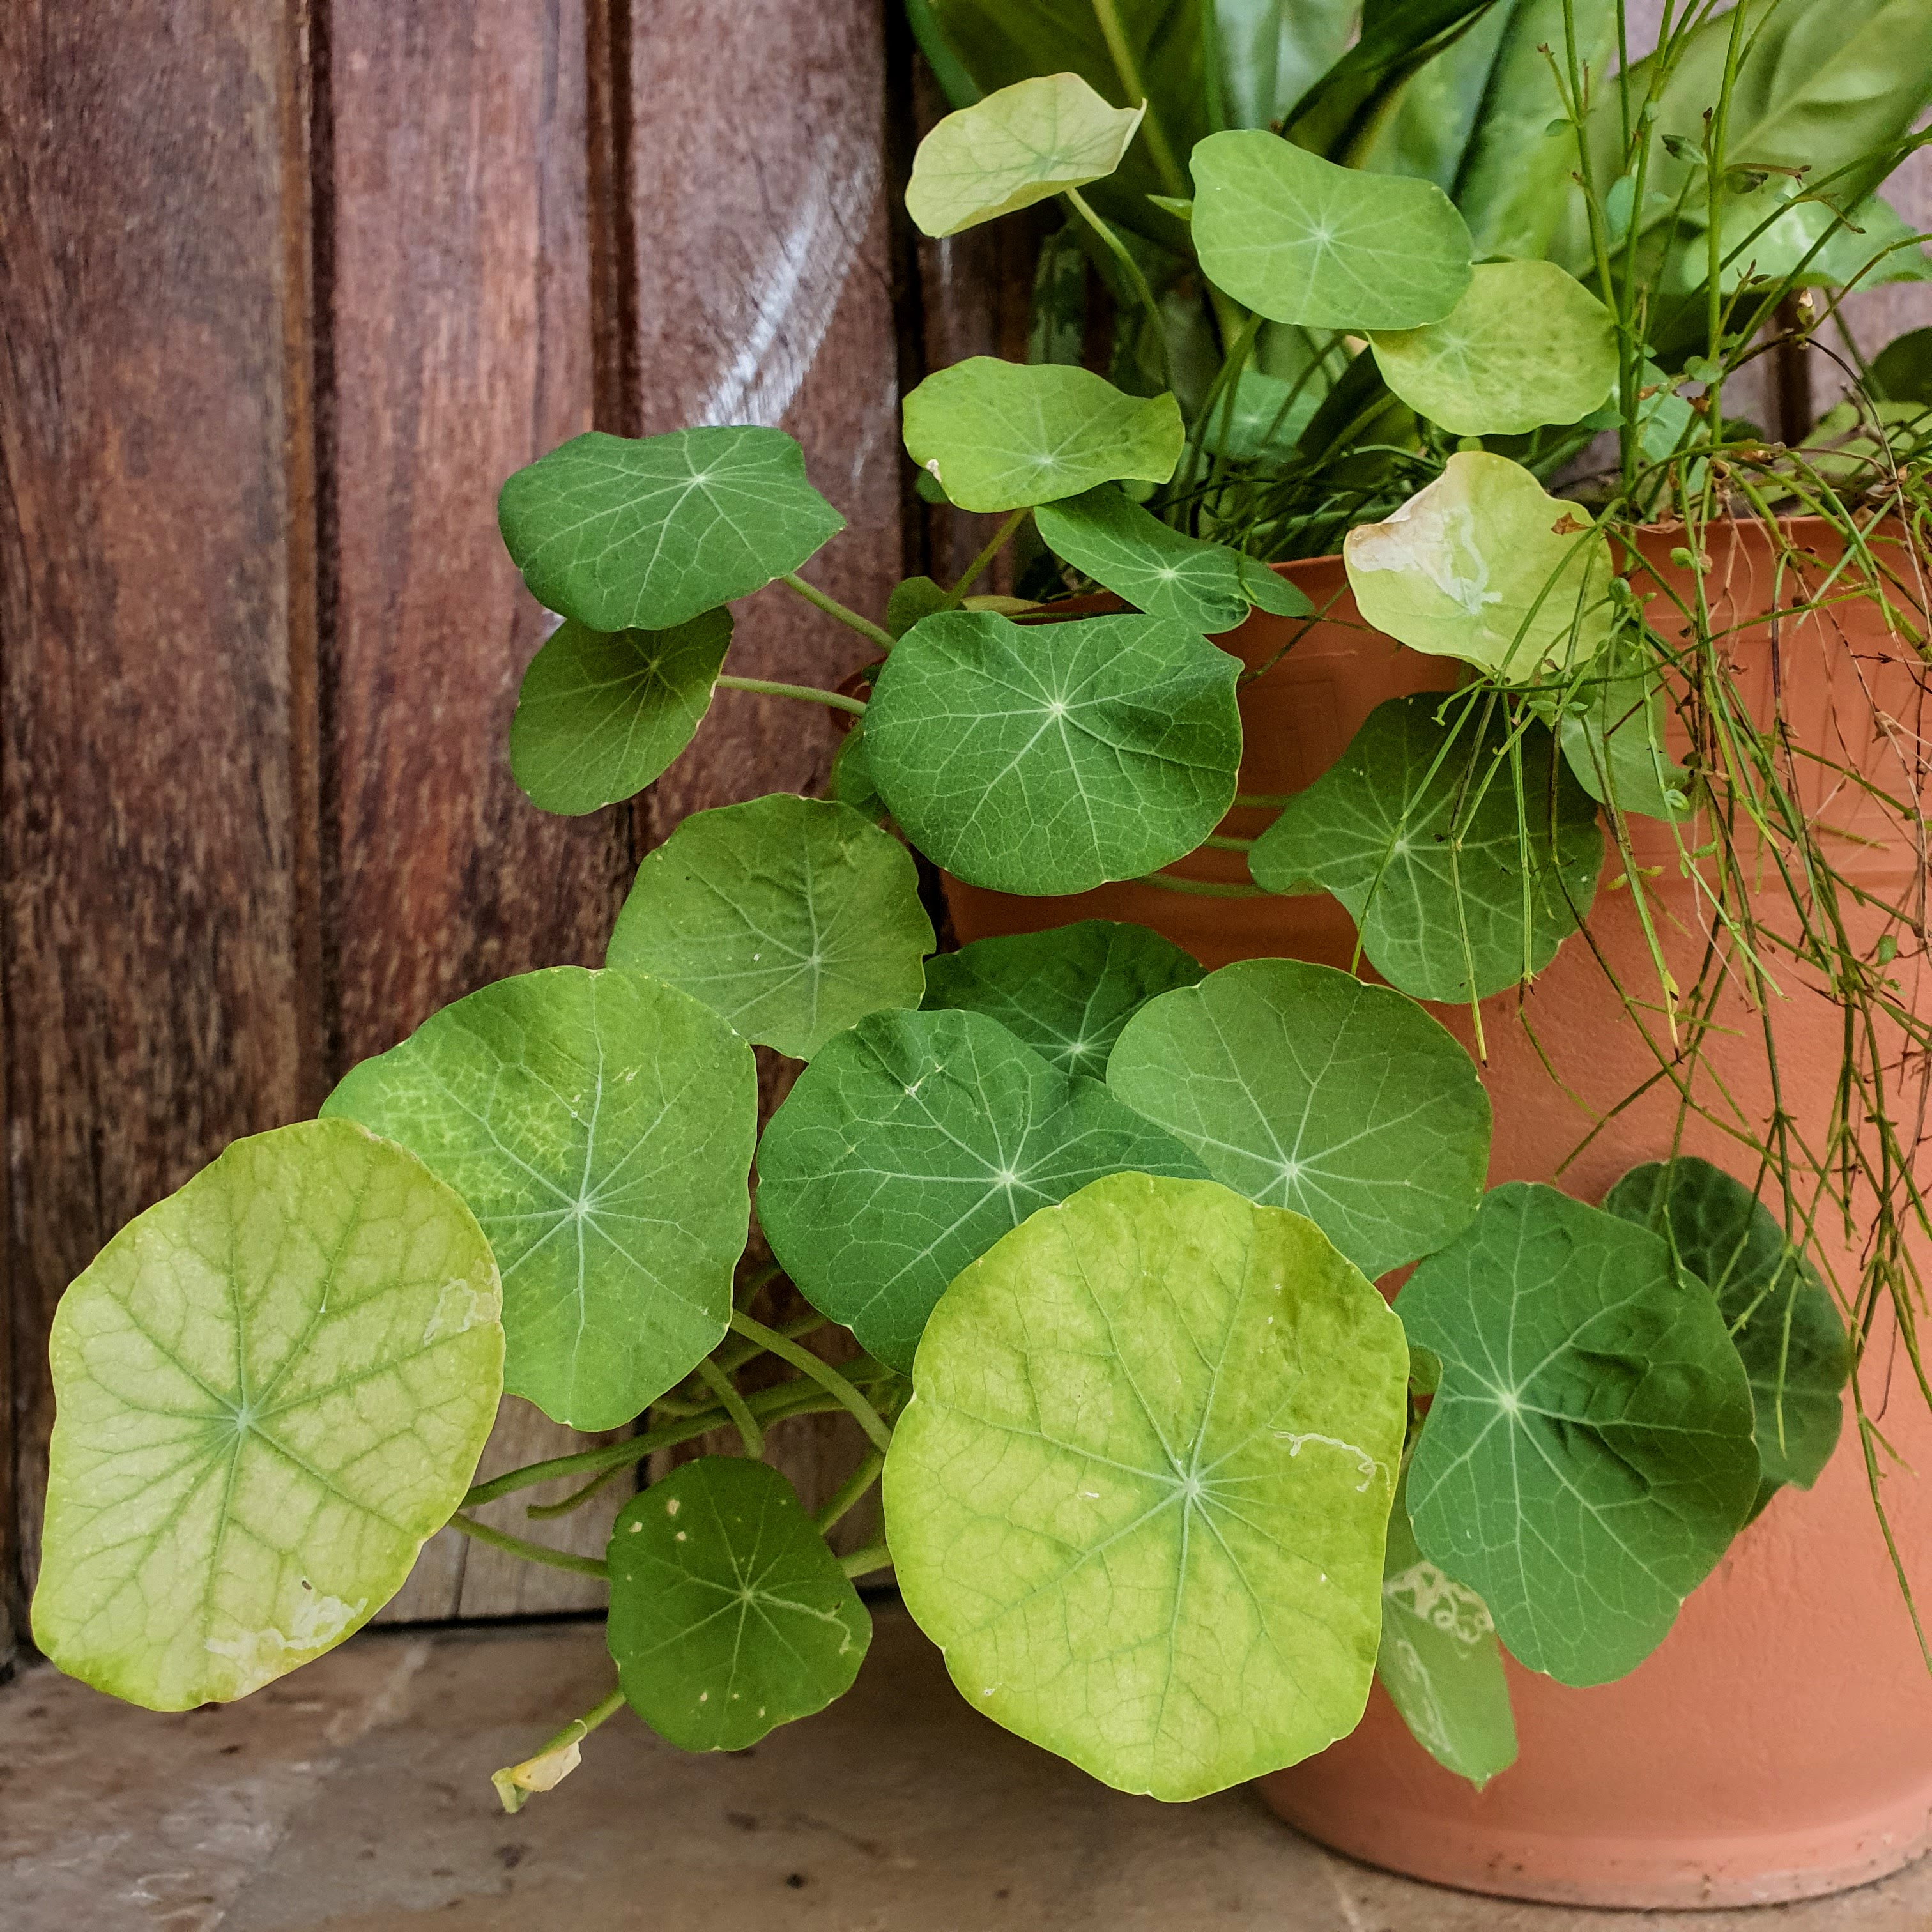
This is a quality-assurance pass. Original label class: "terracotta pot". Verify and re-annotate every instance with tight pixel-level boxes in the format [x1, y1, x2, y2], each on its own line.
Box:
[944, 521, 1932, 1908]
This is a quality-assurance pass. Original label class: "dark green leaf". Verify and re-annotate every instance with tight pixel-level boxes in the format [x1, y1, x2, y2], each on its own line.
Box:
[1871, 326, 1932, 404]
[829, 722, 889, 824]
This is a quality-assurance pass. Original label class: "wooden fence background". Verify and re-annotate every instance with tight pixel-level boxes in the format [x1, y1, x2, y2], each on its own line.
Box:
[1, 0, 1925, 1671]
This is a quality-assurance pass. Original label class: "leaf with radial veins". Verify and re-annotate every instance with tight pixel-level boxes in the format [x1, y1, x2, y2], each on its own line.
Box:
[906, 73, 1145, 237]
[1190, 130, 1472, 330]
[606, 1456, 869, 1751]
[884, 1170, 1409, 1800]
[864, 609, 1241, 895]
[922, 919, 1204, 1081]
[1344, 453, 1613, 679]
[509, 609, 732, 815]
[323, 967, 755, 1433]
[1399, 1183, 1761, 1687]
[1250, 696, 1604, 1003]
[757, 1006, 1208, 1372]
[1369, 262, 1619, 436]
[1036, 484, 1315, 630]
[1108, 957, 1490, 1277]
[1604, 1157, 1848, 1512]
[497, 427, 845, 632]
[32, 1119, 502, 1712]
[606, 796, 933, 1060]
[901, 360, 1184, 512]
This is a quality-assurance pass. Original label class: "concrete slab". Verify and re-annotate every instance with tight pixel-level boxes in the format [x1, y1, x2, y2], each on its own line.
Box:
[4, 1609, 1929, 1931]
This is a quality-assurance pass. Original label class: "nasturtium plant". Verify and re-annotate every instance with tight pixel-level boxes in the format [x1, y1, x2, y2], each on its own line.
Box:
[885, 1170, 1409, 1800]
[498, 427, 843, 632]
[1530, 638, 1694, 823]
[1107, 958, 1492, 1278]
[323, 967, 755, 1432]
[756, 1006, 1208, 1371]
[34, 1119, 502, 1710]
[1399, 1183, 1761, 1685]
[1250, 696, 1605, 1003]
[605, 794, 933, 1059]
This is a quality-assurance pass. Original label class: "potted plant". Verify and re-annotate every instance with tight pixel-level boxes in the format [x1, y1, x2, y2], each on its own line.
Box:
[26, 0, 1932, 1912]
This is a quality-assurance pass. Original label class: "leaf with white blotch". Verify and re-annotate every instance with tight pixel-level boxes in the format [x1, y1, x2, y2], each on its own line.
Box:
[865, 608, 1241, 895]
[1249, 696, 1604, 1003]
[922, 919, 1204, 1081]
[1399, 1183, 1760, 1687]
[757, 1006, 1208, 1372]
[607, 1457, 869, 1752]
[884, 1170, 1409, 1800]
[1369, 262, 1618, 436]
[1036, 484, 1315, 630]
[1344, 454, 1613, 680]
[1190, 130, 1472, 330]
[907, 72, 1146, 237]
[1604, 1157, 1848, 1514]
[1108, 957, 1490, 1277]
[1529, 637, 1692, 823]
[323, 967, 755, 1432]
[33, 1119, 502, 1711]
[497, 427, 844, 632]
[606, 795, 933, 1060]
[901, 359, 1183, 512]
[509, 610, 732, 815]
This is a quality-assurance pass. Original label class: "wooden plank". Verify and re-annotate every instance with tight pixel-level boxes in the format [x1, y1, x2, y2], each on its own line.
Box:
[0, 0, 319, 1660]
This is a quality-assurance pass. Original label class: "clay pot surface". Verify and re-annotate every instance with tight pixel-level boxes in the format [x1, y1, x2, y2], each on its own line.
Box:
[943, 521, 1932, 1908]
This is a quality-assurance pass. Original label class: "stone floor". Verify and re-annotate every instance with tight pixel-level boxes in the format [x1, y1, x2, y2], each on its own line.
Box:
[5, 1607, 1930, 1932]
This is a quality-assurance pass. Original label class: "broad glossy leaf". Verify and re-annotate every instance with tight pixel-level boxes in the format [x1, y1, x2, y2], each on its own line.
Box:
[864, 609, 1241, 894]
[922, 919, 1204, 1080]
[829, 722, 889, 824]
[1218, 0, 1364, 131]
[497, 427, 844, 632]
[884, 1170, 1409, 1800]
[606, 796, 933, 1060]
[886, 574, 951, 639]
[906, 73, 1145, 237]
[901, 359, 1184, 512]
[1604, 1157, 1848, 1509]
[1344, 454, 1614, 678]
[757, 1006, 1208, 1372]
[1399, 1183, 1760, 1685]
[323, 967, 755, 1432]
[1871, 325, 1932, 404]
[1190, 130, 1471, 330]
[1202, 365, 1328, 461]
[1530, 638, 1692, 823]
[607, 1456, 869, 1751]
[1355, 0, 1512, 190]
[1369, 262, 1618, 436]
[1250, 696, 1604, 1003]
[1036, 484, 1314, 629]
[1108, 957, 1490, 1276]
[509, 610, 732, 815]
[33, 1120, 502, 1710]
[1377, 1460, 1515, 1789]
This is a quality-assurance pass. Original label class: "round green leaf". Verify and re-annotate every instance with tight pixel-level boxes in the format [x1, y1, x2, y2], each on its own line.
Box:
[1108, 957, 1491, 1276]
[33, 1119, 502, 1712]
[1036, 484, 1315, 631]
[1190, 129, 1472, 330]
[1249, 696, 1605, 1003]
[883, 1170, 1409, 1800]
[1399, 1182, 1761, 1687]
[323, 967, 755, 1432]
[907, 73, 1146, 238]
[1368, 261, 1619, 436]
[756, 1006, 1209, 1372]
[901, 360, 1184, 513]
[864, 609, 1241, 895]
[1343, 453, 1614, 679]
[606, 795, 934, 1059]
[1604, 1156, 1848, 1508]
[509, 610, 732, 816]
[607, 1456, 869, 1751]
[829, 720, 889, 824]
[497, 427, 845, 633]
[921, 919, 1205, 1081]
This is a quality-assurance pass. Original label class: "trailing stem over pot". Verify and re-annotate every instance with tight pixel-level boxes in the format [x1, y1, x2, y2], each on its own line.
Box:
[31, 0, 1932, 1814]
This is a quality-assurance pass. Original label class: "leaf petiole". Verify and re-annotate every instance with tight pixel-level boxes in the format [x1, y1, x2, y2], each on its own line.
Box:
[714, 674, 867, 716]
[815, 1449, 885, 1534]
[839, 1539, 893, 1580]
[447, 1511, 611, 1579]
[695, 1357, 764, 1458]
[779, 571, 897, 652]
[729, 1309, 895, 1453]
[491, 1685, 627, 1814]
[944, 507, 1031, 608]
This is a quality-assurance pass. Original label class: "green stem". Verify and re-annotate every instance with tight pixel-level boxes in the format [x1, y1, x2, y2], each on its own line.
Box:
[1201, 833, 1254, 852]
[1064, 187, 1172, 388]
[696, 1358, 763, 1459]
[1136, 873, 1267, 897]
[448, 1512, 610, 1579]
[1234, 792, 1291, 810]
[815, 1450, 885, 1535]
[840, 1540, 893, 1580]
[714, 674, 866, 716]
[492, 1685, 627, 1814]
[1089, 0, 1189, 199]
[780, 572, 897, 652]
[729, 1310, 894, 1453]
[945, 507, 1030, 608]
